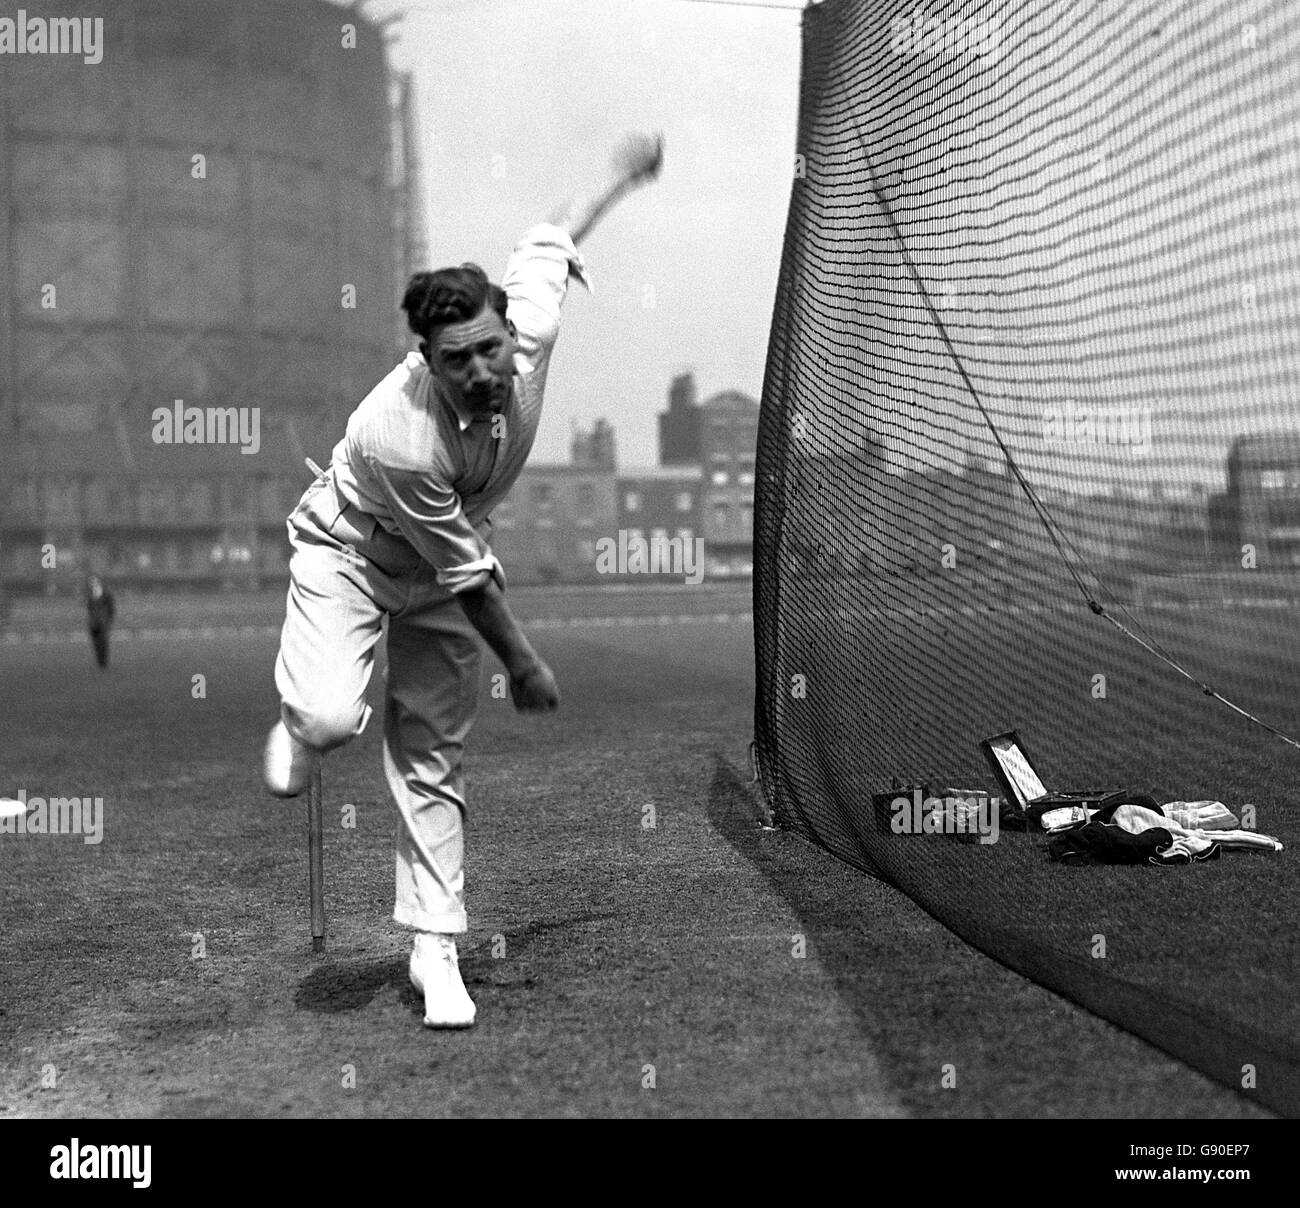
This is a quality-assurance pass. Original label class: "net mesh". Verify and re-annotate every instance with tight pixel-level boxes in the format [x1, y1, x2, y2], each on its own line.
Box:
[755, 0, 1300, 1115]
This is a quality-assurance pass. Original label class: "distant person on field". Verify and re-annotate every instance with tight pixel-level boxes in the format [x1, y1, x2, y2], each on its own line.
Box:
[86, 575, 115, 669]
[261, 133, 664, 1030]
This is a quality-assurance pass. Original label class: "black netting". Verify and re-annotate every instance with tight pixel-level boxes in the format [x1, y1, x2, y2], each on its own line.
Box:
[755, 0, 1300, 1116]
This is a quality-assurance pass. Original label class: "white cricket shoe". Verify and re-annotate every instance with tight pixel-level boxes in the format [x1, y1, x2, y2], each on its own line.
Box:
[261, 720, 314, 798]
[409, 933, 477, 1029]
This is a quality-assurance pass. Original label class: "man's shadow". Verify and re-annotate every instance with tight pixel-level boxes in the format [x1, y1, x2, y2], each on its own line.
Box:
[294, 954, 410, 1014]
[294, 911, 617, 1016]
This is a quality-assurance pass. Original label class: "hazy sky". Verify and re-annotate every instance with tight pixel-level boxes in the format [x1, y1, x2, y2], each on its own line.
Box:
[366, 0, 804, 468]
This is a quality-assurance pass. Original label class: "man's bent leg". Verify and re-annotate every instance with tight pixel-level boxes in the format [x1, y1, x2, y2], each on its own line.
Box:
[274, 528, 388, 755]
[384, 593, 482, 935]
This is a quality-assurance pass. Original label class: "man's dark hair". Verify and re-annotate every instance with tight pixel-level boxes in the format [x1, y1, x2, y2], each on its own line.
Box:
[401, 264, 509, 341]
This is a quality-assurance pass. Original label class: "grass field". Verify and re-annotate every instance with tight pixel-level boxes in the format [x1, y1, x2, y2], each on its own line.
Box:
[0, 584, 1280, 1117]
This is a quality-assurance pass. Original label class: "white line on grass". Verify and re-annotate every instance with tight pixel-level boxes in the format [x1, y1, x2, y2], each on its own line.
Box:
[1, 616, 756, 644]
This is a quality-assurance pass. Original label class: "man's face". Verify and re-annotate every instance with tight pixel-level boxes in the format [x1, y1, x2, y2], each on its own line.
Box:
[423, 304, 517, 420]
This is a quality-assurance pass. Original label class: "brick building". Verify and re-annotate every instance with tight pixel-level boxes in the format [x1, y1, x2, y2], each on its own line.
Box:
[1209, 433, 1300, 567]
[0, 416, 309, 592]
[489, 462, 617, 585]
[615, 466, 705, 559]
[693, 386, 759, 577]
[657, 372, 703, 467]
[489, 367, 765, 586]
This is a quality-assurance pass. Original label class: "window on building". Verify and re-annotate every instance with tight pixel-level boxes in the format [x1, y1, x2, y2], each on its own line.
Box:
[10, 479, 38, 521]
[711, 471, 728, 486]
[651, 527, 668, 541]
[738, 471, 755, 487]
[43, 479, 79, 522]
[676, 528, 693, 542]
[221, 480, 251, 519]
[186, 481, 214, 521]
[625, 491, 641, 511]
[675, 491, 692, 512]
[84, 480, 107, 518]
[577, 482, 596, 513]
[741, 503, 754, 533]
[534, 483, 554, 507]
[257, 480, 280, 522]
[713, 505, 729, 529]
[578, 539, 596, 563]
[263, 544, 289, 572]
[138, 480, 166, 524]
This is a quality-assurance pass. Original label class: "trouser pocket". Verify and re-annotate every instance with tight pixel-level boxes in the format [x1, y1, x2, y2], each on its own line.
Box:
[292, 478, 377, 547]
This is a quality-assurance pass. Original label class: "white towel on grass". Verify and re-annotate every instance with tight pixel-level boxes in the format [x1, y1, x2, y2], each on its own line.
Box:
[1112, 804, 1283, 857]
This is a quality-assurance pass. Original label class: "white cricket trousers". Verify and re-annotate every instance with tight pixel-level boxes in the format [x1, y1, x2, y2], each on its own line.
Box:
[273, 471, 482, 933]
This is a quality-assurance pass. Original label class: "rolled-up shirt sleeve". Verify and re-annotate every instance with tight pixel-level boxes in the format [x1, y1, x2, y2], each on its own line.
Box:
[502, 223, 592, 370]
[364, 457, 505, 595]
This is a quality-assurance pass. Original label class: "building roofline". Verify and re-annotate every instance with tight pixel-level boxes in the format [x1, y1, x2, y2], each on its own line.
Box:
[700, 390, 760, 409]
[1229, 432, 1300, 459]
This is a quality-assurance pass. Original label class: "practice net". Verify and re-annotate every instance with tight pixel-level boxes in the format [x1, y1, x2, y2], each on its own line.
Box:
[755, 0, 1300, 1115]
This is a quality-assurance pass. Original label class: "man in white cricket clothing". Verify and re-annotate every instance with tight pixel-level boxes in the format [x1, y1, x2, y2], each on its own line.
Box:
[262, 134, 664, 1027]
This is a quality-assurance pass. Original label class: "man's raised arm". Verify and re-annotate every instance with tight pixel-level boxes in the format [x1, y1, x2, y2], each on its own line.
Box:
[548, 132, 665, 246]
[450, 132, 666, 712]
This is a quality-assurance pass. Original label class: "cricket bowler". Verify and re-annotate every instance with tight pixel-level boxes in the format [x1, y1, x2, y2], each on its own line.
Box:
[262, 133, 664, 1027]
